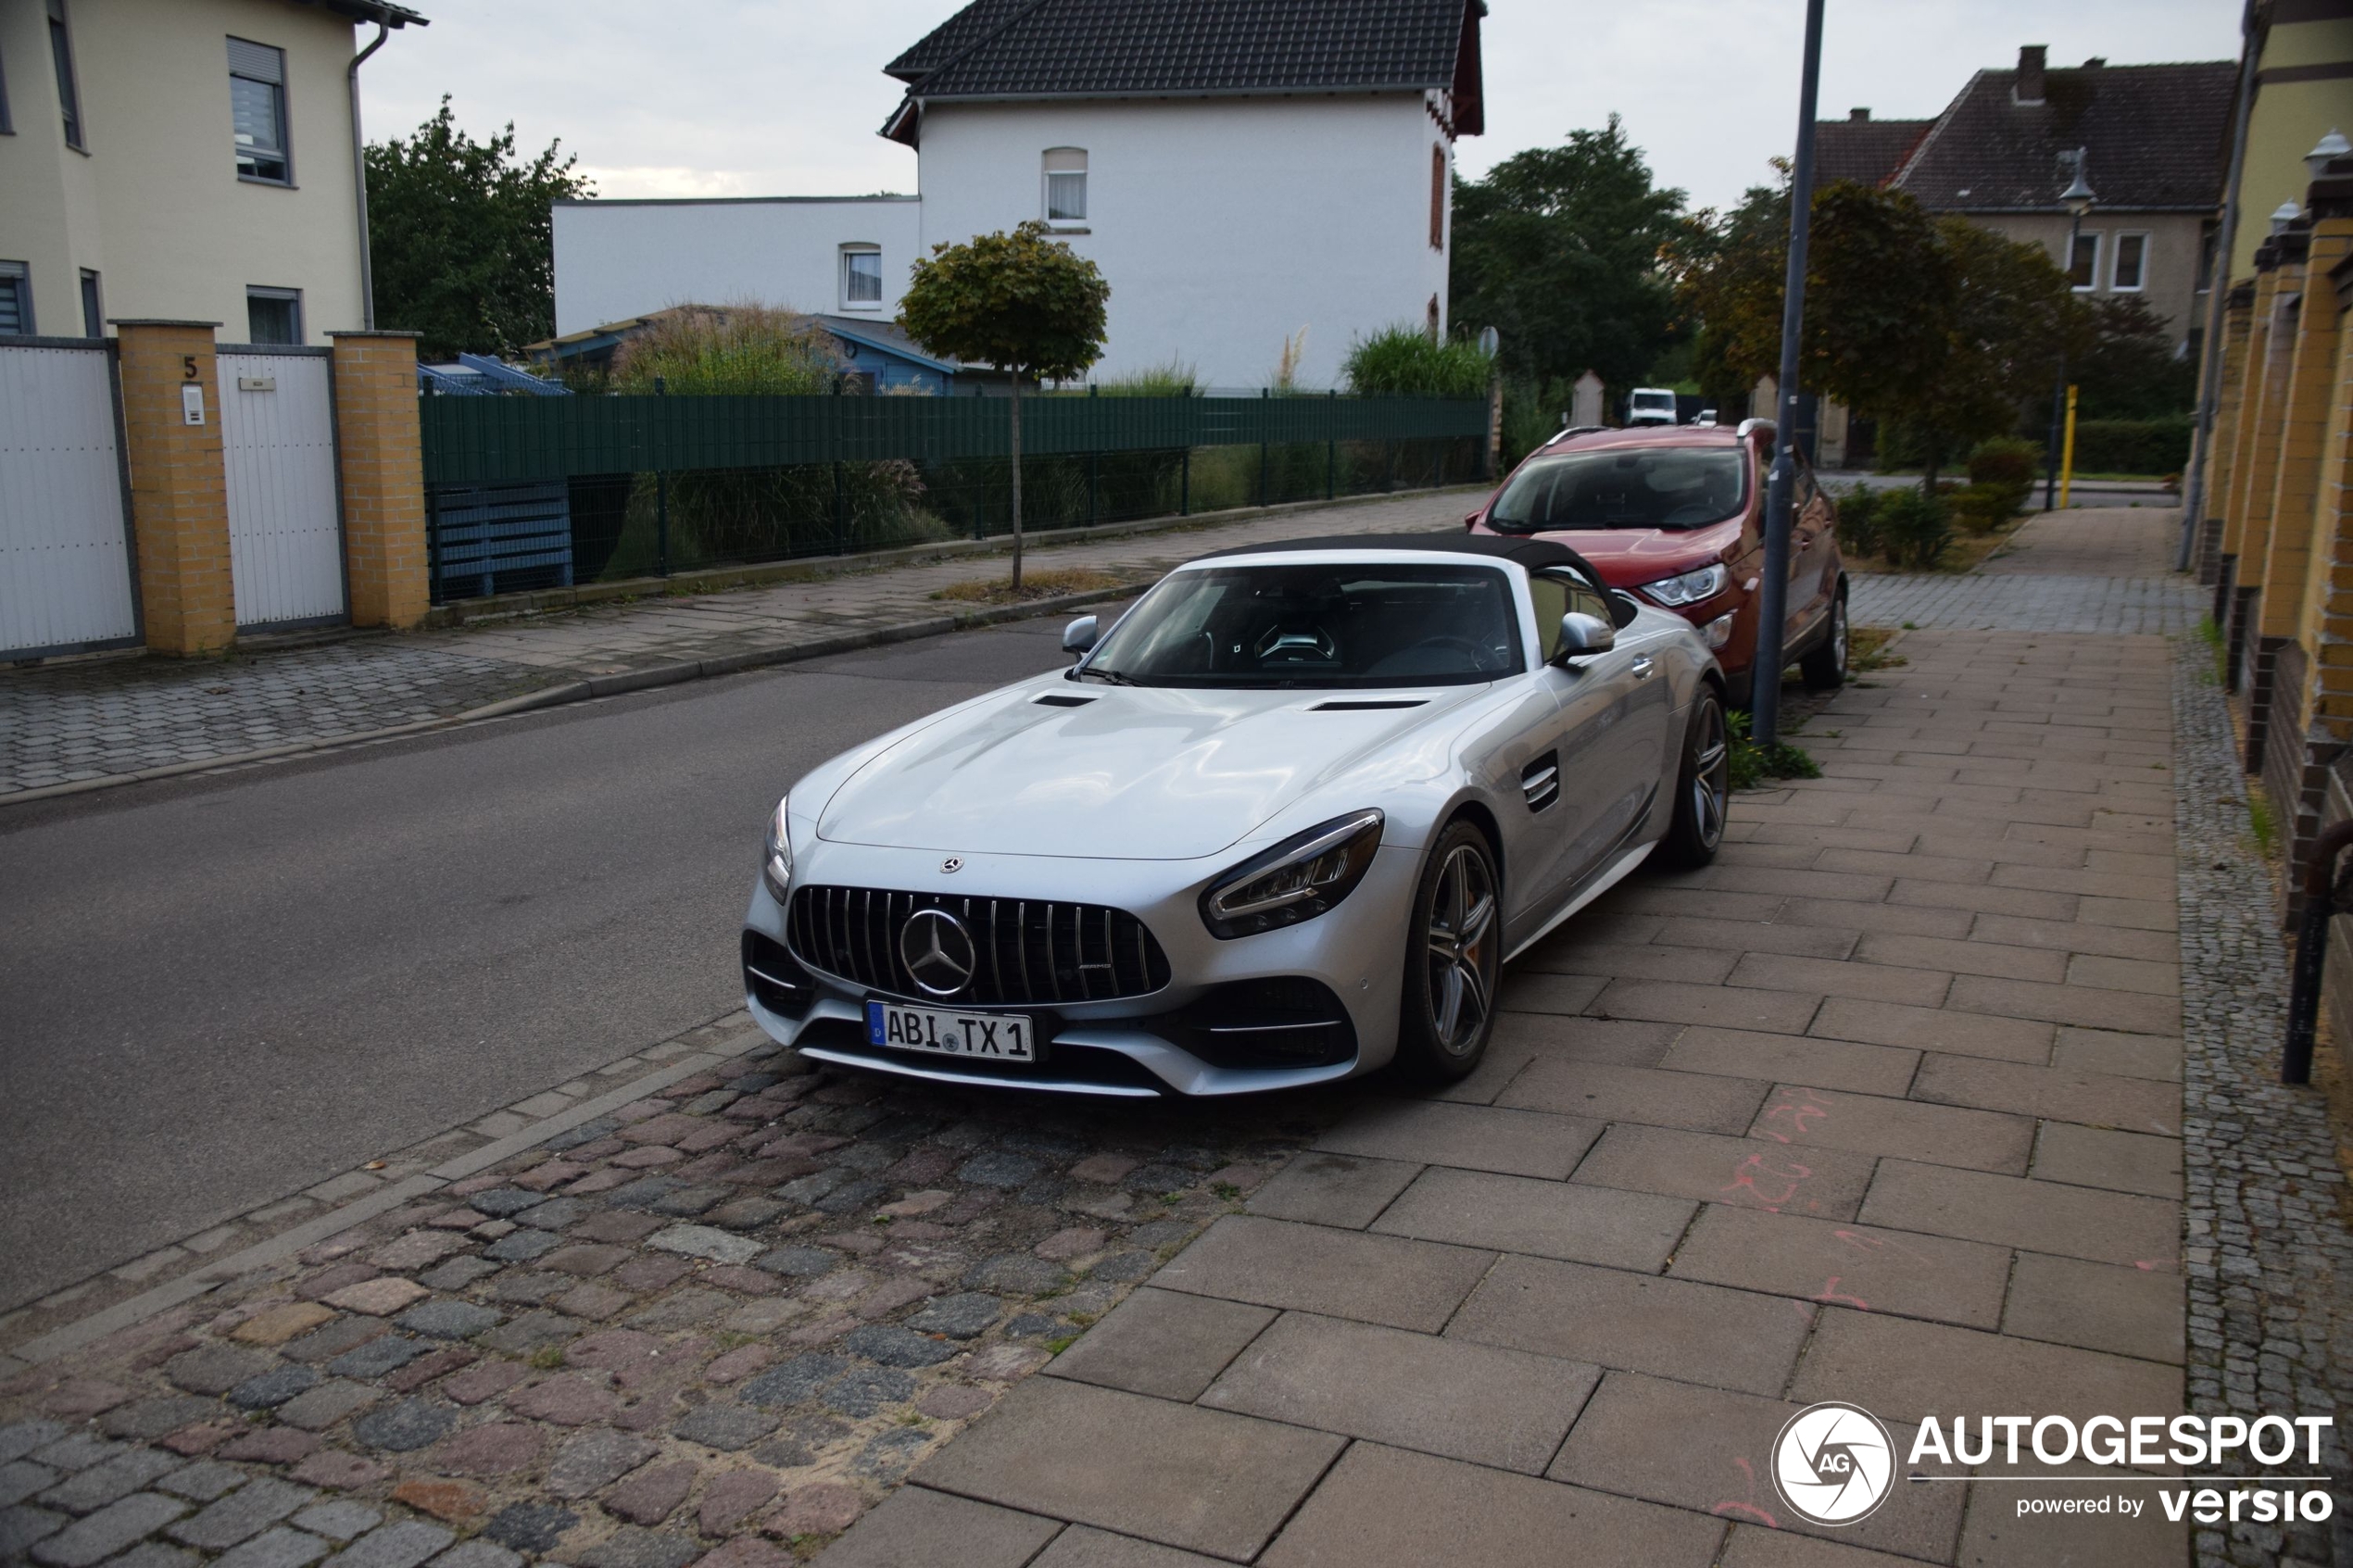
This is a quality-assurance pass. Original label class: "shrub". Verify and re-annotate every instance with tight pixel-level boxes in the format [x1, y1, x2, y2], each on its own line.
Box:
[1949, 483, 2020, 535]
[2069, 417, 2192, 476]
[1342, 325, 1493, 399]
[1968, 436, 2039, 492]
[1088, 360, 1199, 396]
[610, 303, 839, 395]
[1877, 486, 1953, 569]
[1834, 483, 1884, 560]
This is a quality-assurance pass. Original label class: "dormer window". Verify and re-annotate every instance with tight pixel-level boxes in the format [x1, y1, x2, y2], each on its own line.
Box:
[1043, 148, 1087, 226]
[840, 245, 882, 310]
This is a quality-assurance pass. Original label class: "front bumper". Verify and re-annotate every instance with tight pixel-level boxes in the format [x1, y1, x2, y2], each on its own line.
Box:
[739, 839, 1421, 1098]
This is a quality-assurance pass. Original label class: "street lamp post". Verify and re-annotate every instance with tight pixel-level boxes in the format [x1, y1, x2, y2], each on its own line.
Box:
[2044, 151, 2095, 512]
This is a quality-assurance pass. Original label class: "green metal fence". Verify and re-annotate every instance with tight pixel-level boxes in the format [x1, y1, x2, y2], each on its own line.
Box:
[419, 394, 1490, 601]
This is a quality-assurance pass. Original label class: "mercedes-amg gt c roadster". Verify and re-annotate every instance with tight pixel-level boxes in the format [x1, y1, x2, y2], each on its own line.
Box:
[740, 534, 1729, 1098]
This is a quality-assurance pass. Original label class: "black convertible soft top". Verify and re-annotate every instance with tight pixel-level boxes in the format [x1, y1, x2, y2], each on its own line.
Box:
[1200, 532, 1610, 592]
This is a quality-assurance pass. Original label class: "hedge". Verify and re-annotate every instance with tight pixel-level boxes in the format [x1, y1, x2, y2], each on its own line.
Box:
[2067, 417, 2191, 476]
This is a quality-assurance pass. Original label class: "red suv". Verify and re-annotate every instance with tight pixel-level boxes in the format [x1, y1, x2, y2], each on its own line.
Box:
[1466, 421, 1848, 708]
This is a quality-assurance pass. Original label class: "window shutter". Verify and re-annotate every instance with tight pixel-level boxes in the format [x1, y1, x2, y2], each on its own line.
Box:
[227, 37, 283, 82]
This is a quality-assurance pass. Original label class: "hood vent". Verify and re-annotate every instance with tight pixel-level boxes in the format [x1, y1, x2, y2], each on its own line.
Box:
[1309, 698, 1428, 712]
[1033, 693, 1097, 708]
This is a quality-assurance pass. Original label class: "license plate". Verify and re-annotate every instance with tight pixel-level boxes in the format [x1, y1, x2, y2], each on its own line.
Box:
[865, 1000, 1036, 1062]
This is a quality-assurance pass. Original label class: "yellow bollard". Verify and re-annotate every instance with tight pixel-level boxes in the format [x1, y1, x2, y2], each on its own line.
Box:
[2058, 384, 2080, 509]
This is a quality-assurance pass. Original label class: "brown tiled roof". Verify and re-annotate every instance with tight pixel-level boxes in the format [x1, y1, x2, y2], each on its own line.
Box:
[1891, 61, 2234, 212]
[1812, 116, 1933, 188]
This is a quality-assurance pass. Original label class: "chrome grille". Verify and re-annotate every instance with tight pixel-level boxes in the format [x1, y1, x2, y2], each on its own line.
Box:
[786, 885, 1172, 1006]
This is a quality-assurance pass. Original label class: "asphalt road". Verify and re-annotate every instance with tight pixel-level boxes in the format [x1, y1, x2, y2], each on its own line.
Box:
[0, 614, 1106, 1312]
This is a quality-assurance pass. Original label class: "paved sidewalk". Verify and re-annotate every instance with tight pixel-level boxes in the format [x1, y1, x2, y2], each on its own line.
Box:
[0, 491, 1475, 801]
[1850, 507, 2200, 635]
[2, 505, 2338, 1568]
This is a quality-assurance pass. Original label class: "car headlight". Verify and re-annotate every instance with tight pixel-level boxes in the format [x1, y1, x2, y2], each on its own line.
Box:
[1201, 809, 1384, 939]
[1641, 563, 1730, 607]
[761, 797, 792, 903]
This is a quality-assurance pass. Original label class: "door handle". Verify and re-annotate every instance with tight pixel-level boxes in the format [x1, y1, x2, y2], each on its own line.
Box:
[1630, 656, 1655, 679]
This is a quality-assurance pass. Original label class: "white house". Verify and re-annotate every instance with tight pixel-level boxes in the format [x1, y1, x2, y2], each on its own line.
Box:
[551, 0, 1486, 390]
[0, 0, 426, 343]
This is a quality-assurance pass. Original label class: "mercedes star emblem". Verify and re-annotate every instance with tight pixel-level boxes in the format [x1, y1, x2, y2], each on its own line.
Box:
[941, 857, 963, 873]
[900, 907, 977, 997]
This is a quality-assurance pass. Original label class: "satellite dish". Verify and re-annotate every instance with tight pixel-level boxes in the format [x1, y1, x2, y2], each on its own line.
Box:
[1477, 326, 1500, 358]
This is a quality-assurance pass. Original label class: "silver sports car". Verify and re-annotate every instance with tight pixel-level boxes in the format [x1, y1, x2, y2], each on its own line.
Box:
[740, 534, 1728, 1098]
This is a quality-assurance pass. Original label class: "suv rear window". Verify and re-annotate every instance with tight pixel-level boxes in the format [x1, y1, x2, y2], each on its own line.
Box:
[1488, 447, 1748, 533]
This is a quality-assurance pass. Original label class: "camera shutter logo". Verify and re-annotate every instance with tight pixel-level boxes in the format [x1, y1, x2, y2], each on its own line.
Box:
[1771, 1402, 1896, 1526]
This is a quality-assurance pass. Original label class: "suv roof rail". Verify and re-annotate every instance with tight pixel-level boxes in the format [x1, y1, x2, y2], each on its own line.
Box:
[1548, 424, 1608, 444]
[1735, 418, 1776, 442]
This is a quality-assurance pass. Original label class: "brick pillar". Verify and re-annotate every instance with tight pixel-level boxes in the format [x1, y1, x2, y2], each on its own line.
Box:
[112, 320, 236, 656]
[328, 331, 429, 629]
[2201, 282, 2255, 595]
[2228, 252, 2297, 701]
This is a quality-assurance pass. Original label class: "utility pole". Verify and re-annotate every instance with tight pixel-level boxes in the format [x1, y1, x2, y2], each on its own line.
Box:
[1751, 0, 1827, 749]
[2043, 150, 2095, 511]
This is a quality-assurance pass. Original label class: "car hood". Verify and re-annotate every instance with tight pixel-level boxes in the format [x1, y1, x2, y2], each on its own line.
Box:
[816, 679, 1488, 860]
[1488, 519, 1743, 588]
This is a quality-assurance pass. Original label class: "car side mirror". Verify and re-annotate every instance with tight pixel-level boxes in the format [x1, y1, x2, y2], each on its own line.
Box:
[1553, 611, 1615, 664]
[1062, 615, 1100, 658]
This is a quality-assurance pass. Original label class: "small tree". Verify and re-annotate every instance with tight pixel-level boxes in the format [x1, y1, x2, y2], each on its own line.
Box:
[899, 222, 1110, 586]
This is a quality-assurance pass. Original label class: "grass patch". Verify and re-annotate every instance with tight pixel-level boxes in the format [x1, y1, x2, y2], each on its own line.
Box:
[1728, 711, 1823, 791]
[1042, 1334, 1080, 1355]
[2247, 789, 2279, 861]
[527, 1344, 566, 1370]
[931, 567, 1132, 605]
[1850, 626, 1906, 673]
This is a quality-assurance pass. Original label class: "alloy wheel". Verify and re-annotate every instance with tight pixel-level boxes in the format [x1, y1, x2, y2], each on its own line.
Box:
[1424, 843, 1498, 1056]
[1691, 698, 1730, 851]
[1831, 597, 1850, 674]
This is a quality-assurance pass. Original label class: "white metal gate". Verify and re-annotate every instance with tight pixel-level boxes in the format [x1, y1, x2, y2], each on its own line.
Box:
[0, 341, 139, 657]
[220, 347, 346, 628]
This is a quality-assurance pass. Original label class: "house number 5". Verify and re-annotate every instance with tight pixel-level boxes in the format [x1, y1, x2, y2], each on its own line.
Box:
[183, 356, 199, 379]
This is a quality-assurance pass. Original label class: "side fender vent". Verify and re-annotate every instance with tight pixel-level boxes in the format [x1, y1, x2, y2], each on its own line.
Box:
[1521, 751, 1560, 813]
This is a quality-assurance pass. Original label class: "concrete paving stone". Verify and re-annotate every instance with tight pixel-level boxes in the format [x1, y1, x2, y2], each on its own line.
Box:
[347, 1399, 457, 1453]
[1370, 1165, 1692, 1271]
[573, 1527, 700, 1568]
[228, 1365, 321, 1411]
[1256, 1442, 1722, 1568]
[95, 1402, 216, 1444]
[2028, 1121, 2182, 1200]
[759, 1481, 864, 1538]
[210, 1526, 329, 1568]
[99, 1545, 200, 1568]
[1851, 931, 2069, 983]
[1807, 997, 2055, 1062]
[165, 1478, 314, 1550]
[152, 1464, 244, 1502]
[1549, 1373, 1962, 1561]
[1776, 896, 1976, 940]
[1204, 1310, 1598, 1473]
[1884, 880, 2078, 921]
[912, 1377, 1342, 1562]
[905, 1293, 1001, 1339]
[1496, 1058, 1771, 1134]
[1793, 1306, 2183, 1426]
[1657, 1026, 1919, 1098]
[1489, 1012, 1681, 1067]
[1667, 1205, 2011, 1328]
[1044, 1287, 1277, 1403]
[281, 1321, 388, 1366]
[1955, 1458, 2190, 1566]
[1653, 915, 1862, 959]
[1585, 977, 1823, 1035]
[1946, 972, 2179, 1037]
[1967, 911, 2177, 962]
[1749, 1084, 2034, 1173]
[1570, 1124, 1878, 1221]
[1490, 971, 1607, 1017]
[1518, 938, 1738, 985]
[2001, 1251, 2185, 1363]
[817, 1486, 1062, 1568]
[2047, 1025, 2181, 1082]
[1861, 1159, 2179, 1266]
[1028, 1525, 1228, 1567]
[1726, 951, 1955, 1009]
[30, 1494, 189, 1568]
[163, 1346, 275, 1397]
[1447, 1254, 1811, 1397]
[3, 1461, 57, 1509]
[1311, 1098, 1600, 1179]
[670, 1402, 779, 1452]
[481, 1502, 578, 1554]
[1911, 1054, 2182, 1136]
[35, 1450, 185, 1515]
[2, 1504, 69, 1557]
[32, 1437, 127, 1475]
[286, 1503, 378, 1542]
[1151, 1214, 1491, 1332]
[1244, 1153, 1421, 1228]
[320, 1520, 453, 1568]
[431, 1544, 522, 1568]
[0, 1424, 70, 1466]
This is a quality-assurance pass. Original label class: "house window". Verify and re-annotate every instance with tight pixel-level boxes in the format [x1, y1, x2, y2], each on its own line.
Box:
[2068, 232, 2101, 292]
[2111, 232, 2147, 292]
[246, 286, 302, 345]
[78, 269, 99, 337]
[229, 38, 290, 183]
[0, 262, 31, 334]
[1043, 148, 1087, 224]
[48, 0, 81, 150]
[1429, 145, 1446, 250]
[840, 246, 882, 310]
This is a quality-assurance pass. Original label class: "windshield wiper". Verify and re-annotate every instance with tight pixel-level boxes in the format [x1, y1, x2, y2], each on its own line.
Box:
[1074, 666, 1142, 686]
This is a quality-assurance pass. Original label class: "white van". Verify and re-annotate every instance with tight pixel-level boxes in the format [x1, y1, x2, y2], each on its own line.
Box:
[1628, 388, 1679, 426]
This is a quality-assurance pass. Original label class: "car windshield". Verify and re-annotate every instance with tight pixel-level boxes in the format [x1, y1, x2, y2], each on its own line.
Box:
[1488, 447, 1748, 533]
[1080, 562, 1523, 688]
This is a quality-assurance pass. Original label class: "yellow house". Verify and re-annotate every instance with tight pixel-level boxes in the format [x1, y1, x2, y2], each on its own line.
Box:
[0, 0, 425, 344]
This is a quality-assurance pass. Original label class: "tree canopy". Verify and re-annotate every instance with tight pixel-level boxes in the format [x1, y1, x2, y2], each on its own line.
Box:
[1448, 117, 1685, 395]
[366, 97, 593, 360]
[897, 220, 1110, 381]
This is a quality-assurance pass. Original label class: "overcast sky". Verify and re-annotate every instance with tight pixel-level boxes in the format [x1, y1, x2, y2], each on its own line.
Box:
[362, 1, 2244, 216]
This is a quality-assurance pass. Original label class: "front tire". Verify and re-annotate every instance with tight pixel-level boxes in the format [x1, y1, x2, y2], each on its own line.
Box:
[1655, 686, 1730, 870]
[1394, 820, 1501, 1084]
[1801, 589, 1849, 690]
